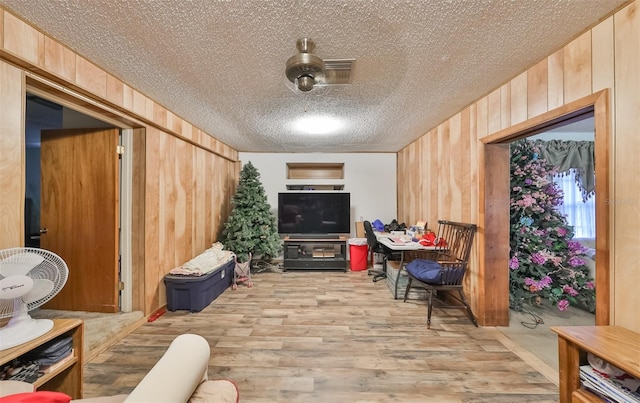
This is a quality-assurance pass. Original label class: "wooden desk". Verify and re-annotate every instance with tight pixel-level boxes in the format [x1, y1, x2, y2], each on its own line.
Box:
[377, 237, 439, 299]
[551, 325, 640, 403]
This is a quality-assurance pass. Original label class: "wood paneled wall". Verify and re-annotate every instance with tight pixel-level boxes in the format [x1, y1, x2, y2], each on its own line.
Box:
[144, 127, 235, 310]
[0, 61, 23, 247]
[0, 8, 239, 316]
[397, 1, 639, 331]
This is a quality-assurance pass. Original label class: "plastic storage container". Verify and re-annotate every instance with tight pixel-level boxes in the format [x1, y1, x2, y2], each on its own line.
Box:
[349, 238, 368, 271]
[164, 259, 234, 312]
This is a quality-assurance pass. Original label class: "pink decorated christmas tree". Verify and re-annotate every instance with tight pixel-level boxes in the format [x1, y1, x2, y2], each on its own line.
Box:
[509, 140, 595, 312]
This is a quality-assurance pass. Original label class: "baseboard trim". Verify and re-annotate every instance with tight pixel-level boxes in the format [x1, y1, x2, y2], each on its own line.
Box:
[490, 327, 559, 386]
[83, 316, 147, 364]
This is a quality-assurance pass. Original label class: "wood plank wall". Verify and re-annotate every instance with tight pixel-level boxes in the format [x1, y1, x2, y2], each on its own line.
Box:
[0, 61, 23, 248]
[397, 1, 639, 332]
[0, 8, 239, 316]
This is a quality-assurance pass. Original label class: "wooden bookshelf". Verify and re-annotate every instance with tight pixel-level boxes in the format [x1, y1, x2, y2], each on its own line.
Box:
[0, 319, 84, 399]
[551, 325, 640, 403]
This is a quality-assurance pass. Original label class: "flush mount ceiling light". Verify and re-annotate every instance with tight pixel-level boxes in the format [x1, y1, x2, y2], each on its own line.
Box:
[285, 38, 355, 92]
[292, 115, 344, 135]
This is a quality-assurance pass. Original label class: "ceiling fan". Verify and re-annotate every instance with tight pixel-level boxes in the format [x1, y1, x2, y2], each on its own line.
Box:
[285, 38, 355, 92]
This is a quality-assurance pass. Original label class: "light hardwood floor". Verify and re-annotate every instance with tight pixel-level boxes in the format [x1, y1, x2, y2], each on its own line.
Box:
[83, 270, 559, 402]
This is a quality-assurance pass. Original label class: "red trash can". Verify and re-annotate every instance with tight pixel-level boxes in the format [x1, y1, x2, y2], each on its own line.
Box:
[349, 238, 368, 271]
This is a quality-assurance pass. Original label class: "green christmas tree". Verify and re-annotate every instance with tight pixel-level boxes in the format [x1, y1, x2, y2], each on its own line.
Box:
[221, 162, 282, 263]
[509, 139, 595, 312]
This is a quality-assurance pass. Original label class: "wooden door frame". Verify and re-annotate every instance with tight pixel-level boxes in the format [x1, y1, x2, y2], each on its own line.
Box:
[478, 90, 610, 326]
[26, 80, 144, 313]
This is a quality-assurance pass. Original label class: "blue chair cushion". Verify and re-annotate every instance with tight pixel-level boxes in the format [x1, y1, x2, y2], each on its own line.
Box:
[405, 259, 443, 284]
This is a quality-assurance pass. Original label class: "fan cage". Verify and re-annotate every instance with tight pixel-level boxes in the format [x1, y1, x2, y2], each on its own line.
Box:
[0, 247, 69, 318]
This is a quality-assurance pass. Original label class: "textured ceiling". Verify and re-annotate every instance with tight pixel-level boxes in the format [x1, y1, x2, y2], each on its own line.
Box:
[0, 0, 626, 152]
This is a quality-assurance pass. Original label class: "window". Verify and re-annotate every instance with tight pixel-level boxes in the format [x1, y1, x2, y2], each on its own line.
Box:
[554, 170, 595, 238]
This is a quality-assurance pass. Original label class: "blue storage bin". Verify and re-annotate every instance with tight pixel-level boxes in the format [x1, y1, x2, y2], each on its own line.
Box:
[164, 259, 234, 312]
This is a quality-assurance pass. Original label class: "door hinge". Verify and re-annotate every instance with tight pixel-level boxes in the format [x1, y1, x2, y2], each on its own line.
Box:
[118, 281, 125, 291]
[116, 145, 125, 155]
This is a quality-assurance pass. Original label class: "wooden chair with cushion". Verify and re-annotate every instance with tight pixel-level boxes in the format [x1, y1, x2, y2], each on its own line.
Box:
[403, 220, 478, 329]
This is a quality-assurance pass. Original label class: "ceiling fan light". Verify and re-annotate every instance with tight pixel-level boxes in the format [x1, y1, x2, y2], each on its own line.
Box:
[297, 75, 315, 92]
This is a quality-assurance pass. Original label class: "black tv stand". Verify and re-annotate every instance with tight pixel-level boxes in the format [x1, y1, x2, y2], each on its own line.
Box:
[283, 236, 347, 271]
[291, 233, 340, 239]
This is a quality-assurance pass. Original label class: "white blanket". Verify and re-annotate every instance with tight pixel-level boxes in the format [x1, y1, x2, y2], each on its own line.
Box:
[169, 243, 235, 276]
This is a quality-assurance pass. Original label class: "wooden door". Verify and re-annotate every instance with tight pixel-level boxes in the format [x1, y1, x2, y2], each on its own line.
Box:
[40, 128, 120, 313]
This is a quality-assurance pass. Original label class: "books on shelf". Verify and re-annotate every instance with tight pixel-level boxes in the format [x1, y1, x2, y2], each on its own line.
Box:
[39, 348, 75, 374]
[580, 364, 640, 403]
[312, 248, 335, 258]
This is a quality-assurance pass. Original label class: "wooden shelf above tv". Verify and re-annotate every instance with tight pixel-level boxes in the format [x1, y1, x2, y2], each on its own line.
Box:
[287, 163, 344, 180]
[286, 184, 344, 191]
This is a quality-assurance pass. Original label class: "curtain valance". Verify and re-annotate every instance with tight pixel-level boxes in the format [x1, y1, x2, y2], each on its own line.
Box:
[533, 139, 595, 201]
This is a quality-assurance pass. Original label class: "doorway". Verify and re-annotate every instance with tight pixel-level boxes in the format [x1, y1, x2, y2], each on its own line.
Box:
[498, 115, 597, 375]
[25, 93, 126, 313]
[480, 90, 610, 327]
[480, 90, 610, 381]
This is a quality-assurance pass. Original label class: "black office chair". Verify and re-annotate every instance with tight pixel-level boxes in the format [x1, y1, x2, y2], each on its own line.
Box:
[364, 220, 395, 282]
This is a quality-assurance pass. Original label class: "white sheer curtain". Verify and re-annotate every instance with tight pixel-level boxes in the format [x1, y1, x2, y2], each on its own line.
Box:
[555, 169, 596, 238]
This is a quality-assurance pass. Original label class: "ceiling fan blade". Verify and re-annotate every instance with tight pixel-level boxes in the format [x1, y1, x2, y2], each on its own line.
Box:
[0, 252, 45, 277]
[23, 279, 54, 304]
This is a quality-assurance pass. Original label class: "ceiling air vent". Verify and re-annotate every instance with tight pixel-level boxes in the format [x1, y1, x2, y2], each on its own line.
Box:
[321, 59, 355, 85]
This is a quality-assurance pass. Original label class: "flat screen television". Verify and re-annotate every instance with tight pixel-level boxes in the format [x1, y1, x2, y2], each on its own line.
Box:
[278, 192, 351, 235]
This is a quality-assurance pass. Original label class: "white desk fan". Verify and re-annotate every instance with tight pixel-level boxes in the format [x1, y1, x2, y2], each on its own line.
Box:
[0, 247, 69, 351]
